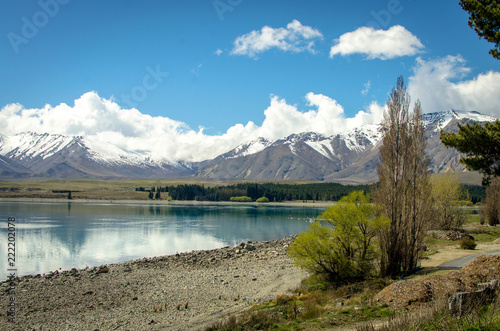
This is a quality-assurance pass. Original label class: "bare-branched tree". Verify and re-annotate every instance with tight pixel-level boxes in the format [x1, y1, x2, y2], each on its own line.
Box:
[375, 76, 432, 278]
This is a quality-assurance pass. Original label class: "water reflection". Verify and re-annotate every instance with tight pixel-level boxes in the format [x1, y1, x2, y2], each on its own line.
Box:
[0, 202, 323, 280]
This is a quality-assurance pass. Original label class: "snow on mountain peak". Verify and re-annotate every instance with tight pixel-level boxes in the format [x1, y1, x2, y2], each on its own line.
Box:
[423, 109, 497, 131]
[79, 135, 188, 168]
[338, 124, 381, 152]
[225, 137, 273, 159]
[0, 132, 77, 160]
[1, 110, 497, 171]
[450, 109, 498, 122]
[0, 132, 187, 169]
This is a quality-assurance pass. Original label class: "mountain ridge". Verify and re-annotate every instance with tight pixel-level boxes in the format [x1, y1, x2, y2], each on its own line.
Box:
[0, 109, 497, 182]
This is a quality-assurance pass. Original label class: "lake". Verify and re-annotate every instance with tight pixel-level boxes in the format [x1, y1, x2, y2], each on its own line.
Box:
[0, 202, 324, 280]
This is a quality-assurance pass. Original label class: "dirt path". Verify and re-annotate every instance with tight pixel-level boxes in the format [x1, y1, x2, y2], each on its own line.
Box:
[420, 242, 500, 269]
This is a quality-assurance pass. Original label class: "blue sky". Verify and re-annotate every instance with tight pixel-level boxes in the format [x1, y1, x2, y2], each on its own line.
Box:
[1, 0, 499, 161]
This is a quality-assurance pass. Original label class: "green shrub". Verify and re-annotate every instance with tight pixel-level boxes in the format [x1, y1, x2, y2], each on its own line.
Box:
[289, 222, 368, 285]
[460, 237, 477, 250]
[256, 196, 270, 203]
[289, 192, 390, 285]
[229, 196, 253, 202]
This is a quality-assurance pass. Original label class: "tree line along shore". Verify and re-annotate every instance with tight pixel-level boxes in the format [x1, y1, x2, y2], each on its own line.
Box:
[135, 182, 487, 204]
[0, 180, 487, 204]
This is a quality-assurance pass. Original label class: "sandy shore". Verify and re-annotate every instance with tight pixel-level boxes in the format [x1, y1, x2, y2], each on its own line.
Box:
[0, 197, 333, 208]
[0, 237, 307, 331]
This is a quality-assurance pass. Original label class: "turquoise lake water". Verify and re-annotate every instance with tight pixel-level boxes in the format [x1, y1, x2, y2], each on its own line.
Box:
[0, 202, 324, 280]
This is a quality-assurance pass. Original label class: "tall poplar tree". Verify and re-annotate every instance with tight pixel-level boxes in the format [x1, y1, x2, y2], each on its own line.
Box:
[375, 76, 432, 278]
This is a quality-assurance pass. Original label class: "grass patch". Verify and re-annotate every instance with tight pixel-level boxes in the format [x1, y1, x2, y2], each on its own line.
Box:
[209, 282, 500, 330]
[358, 290, 500, 331]
[468, 226, 500, 243]
[207, 276, 396, 331]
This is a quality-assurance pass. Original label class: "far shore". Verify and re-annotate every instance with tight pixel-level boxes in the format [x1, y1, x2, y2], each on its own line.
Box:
[0, 197, 333, 208]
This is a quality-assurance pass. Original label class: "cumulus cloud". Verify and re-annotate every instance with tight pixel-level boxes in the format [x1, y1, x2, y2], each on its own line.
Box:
[0, 92, 385, 162]
[330, 25, 424, 60]
[408, 55, 500, 117]
[231, 19, 323, 58]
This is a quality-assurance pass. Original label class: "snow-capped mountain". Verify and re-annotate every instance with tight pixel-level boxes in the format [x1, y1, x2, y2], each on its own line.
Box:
[0, 109, 497, 181]
[193, 109, 497, 182]
[221, 137, 274, 159]
[193, 125, 383, 182]
[0, 132, 191, 179]
[422, 109, 497, 132]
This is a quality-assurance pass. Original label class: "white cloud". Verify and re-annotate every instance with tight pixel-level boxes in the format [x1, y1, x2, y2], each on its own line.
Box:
[215, 49, 223, 56]
[330, 25, 424, 60]
[408, 55, 500, 117]
[191, 63, 203, 76]
[362, 81, 371, 95]
[0, 92, 385, 162]
[231, 19, 323, 58]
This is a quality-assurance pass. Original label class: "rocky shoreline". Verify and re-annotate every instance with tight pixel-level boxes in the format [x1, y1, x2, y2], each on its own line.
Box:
[1, 237, 307, 330]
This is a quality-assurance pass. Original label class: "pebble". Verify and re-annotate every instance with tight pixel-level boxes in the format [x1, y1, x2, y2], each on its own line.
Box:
[0, 236, 303, 331]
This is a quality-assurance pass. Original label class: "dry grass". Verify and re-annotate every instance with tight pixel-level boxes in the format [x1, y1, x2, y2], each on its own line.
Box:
[0, 178, 224, 200]
[358, 289, 500, 331]
[207, 276, 397, 330]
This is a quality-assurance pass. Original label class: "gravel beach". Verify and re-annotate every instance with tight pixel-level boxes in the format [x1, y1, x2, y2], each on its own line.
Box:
[1, 237, 307, 330]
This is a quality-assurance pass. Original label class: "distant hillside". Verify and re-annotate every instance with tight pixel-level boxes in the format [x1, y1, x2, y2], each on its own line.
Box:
[192, 110, 497, 183]
[0, 110, 496, 182]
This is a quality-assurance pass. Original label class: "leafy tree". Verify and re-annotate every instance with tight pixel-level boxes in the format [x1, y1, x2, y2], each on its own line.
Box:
[256, 197, 270, 203]
[429, 173, 469, 230]
[459, 0, 500, 59]
[440, 120, 500, 185]
[484, 177, 500, 225]
[375, 76, 433, 278]
[321, 191, 389, 268]
[288, 191, 388, 284]
[289, 223, 347, 283]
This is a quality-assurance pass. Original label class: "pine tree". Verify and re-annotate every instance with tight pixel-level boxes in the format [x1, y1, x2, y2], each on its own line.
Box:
[460, 0, 500, 59]
[440, 120, 500, 185]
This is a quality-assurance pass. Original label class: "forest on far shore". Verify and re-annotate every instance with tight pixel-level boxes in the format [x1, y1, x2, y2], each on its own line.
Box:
[135, 182, 486, 204]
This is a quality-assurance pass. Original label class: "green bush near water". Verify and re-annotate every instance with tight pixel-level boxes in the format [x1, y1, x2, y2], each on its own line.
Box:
[288, 191, 389, 285]
[229, 196, 253, 202]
